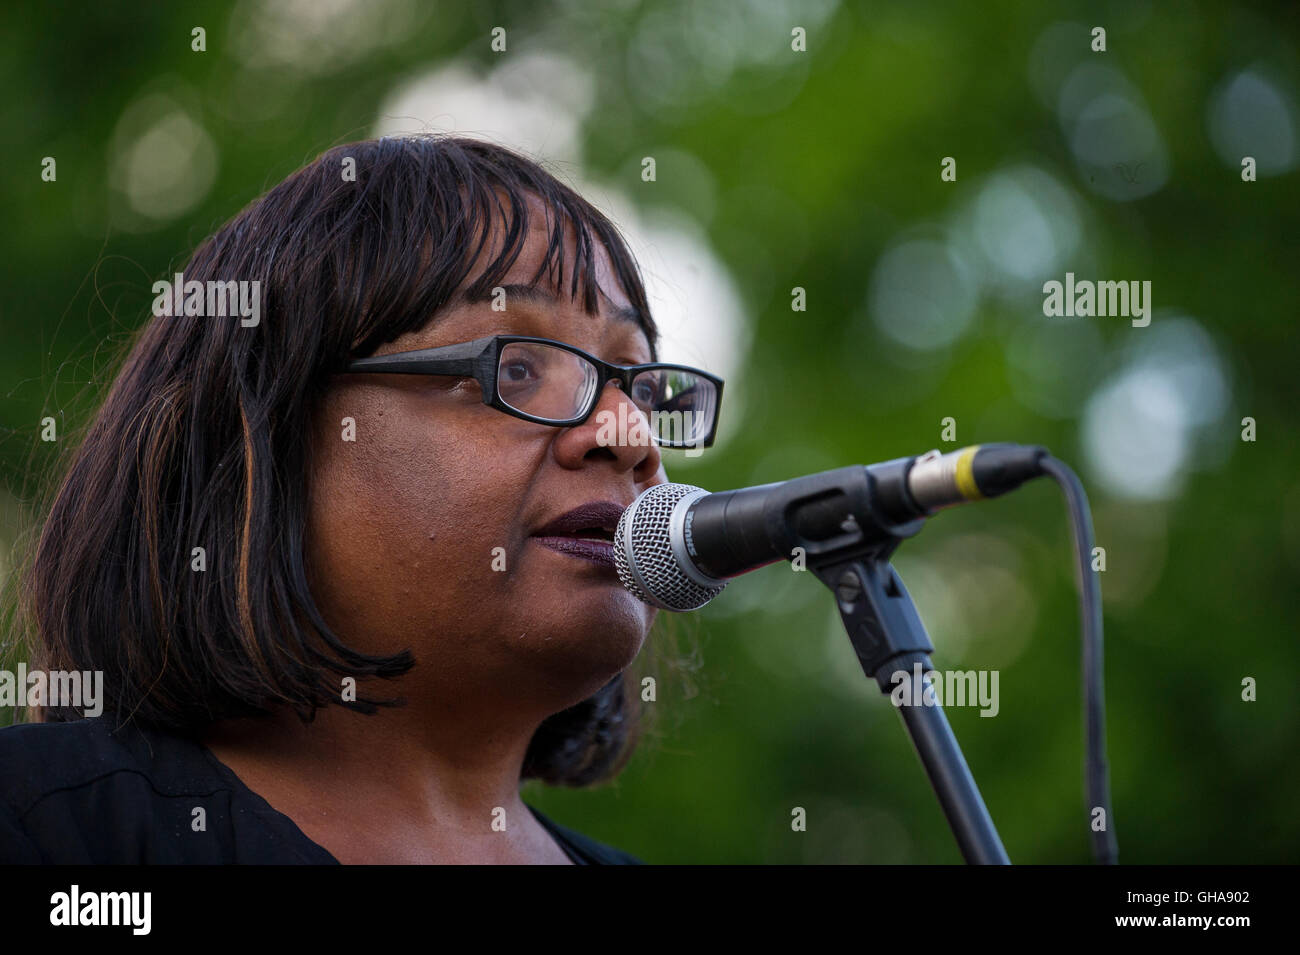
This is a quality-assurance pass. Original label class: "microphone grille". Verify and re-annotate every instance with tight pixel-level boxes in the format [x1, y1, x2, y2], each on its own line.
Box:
[614, 483, 727, 612]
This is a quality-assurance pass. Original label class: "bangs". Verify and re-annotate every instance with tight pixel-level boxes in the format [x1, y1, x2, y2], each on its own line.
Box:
[320, 136, 659, 363]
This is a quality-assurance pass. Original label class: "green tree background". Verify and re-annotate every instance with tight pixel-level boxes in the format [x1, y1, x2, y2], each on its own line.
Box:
[2, 0, 1297, 862]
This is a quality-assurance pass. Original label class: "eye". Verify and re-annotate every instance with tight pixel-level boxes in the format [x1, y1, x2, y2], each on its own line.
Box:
[501, 360, 539, 383]
[668, 388, 698, 409]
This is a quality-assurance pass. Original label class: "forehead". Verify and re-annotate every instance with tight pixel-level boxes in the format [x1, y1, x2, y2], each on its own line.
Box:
[426, 191, 652, 354]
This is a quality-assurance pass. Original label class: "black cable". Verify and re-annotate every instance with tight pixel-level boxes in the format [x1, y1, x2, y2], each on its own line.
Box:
[1039, 455, 1118, 864]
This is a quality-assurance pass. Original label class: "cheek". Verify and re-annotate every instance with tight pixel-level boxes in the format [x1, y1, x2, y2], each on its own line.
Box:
[305, 390, 531, 635]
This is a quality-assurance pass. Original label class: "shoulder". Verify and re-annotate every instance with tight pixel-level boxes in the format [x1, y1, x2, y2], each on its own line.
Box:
[0, 717, 313, 864]
[527, 803, 646, 865]
[0, 717, 156, 809]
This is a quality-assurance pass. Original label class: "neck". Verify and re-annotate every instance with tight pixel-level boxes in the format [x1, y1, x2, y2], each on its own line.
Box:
[199, 687, 569, 863]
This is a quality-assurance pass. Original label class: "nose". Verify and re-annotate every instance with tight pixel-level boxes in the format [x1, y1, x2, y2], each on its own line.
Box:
[550, 379, 663, 480]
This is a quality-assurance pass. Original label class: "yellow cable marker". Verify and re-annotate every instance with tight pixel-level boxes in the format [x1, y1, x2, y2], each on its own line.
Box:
[954, 445, 984, 501]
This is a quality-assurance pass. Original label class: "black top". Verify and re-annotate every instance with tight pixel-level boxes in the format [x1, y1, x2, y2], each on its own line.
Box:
[0, 717, 642, 865]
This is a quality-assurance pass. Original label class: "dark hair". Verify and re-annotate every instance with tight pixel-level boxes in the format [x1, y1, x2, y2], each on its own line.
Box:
[15, 134, 676, 787]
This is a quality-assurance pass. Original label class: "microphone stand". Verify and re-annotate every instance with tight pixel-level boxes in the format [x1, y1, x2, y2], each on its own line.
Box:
[788, 464, 1009, 863]
[809, 553, 1010, 864]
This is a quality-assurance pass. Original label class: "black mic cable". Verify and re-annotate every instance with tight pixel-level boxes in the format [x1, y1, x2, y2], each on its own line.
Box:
[909, 446, 1117, 863]
[1038, 454, 1117, 866]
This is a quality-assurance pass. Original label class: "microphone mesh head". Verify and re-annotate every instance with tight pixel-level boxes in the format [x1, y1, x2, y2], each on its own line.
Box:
[614, 483, 727, 612]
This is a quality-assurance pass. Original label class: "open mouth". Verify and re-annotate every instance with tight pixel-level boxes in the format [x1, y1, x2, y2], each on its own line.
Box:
[549, 526, 615, 544]
[530, 501, 627, 570]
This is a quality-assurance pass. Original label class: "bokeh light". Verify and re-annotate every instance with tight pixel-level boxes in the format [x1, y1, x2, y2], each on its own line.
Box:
[1207, 67, 1298, 176]
[109, 92, 218, 228]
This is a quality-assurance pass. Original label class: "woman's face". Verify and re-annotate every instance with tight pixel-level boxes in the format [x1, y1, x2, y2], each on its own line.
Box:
[306, 200, 666, 715]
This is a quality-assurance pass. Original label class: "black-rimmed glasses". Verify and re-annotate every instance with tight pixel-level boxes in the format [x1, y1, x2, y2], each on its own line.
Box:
[344, 335, 723, 449]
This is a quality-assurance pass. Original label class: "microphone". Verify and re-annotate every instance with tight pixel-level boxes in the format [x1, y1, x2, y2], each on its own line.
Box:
[614, 443, 1048, 611]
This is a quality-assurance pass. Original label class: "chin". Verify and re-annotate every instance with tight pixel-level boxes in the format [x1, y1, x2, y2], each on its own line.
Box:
[511, 605, 649, 696]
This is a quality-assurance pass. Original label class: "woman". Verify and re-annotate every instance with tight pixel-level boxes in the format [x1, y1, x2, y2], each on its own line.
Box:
[0, 134, 723, 864]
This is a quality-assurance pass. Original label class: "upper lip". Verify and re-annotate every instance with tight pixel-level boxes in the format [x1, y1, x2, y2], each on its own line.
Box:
[531, 500, 629, 540]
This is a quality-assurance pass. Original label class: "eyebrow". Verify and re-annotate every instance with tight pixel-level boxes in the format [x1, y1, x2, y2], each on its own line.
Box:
[451, 283, 644, 326]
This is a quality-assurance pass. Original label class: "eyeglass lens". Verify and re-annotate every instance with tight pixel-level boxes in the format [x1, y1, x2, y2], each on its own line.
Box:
[497, 342, 716, 446]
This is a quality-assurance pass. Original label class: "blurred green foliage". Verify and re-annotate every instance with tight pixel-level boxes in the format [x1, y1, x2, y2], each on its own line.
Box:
[1, 0, 1297, 863]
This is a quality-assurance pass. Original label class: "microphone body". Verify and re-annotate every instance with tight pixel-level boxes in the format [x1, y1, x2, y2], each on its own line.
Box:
[615, 444, 1047, 611]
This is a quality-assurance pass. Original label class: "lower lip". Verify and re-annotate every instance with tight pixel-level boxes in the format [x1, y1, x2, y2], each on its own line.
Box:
[531, 536, 617, 569]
